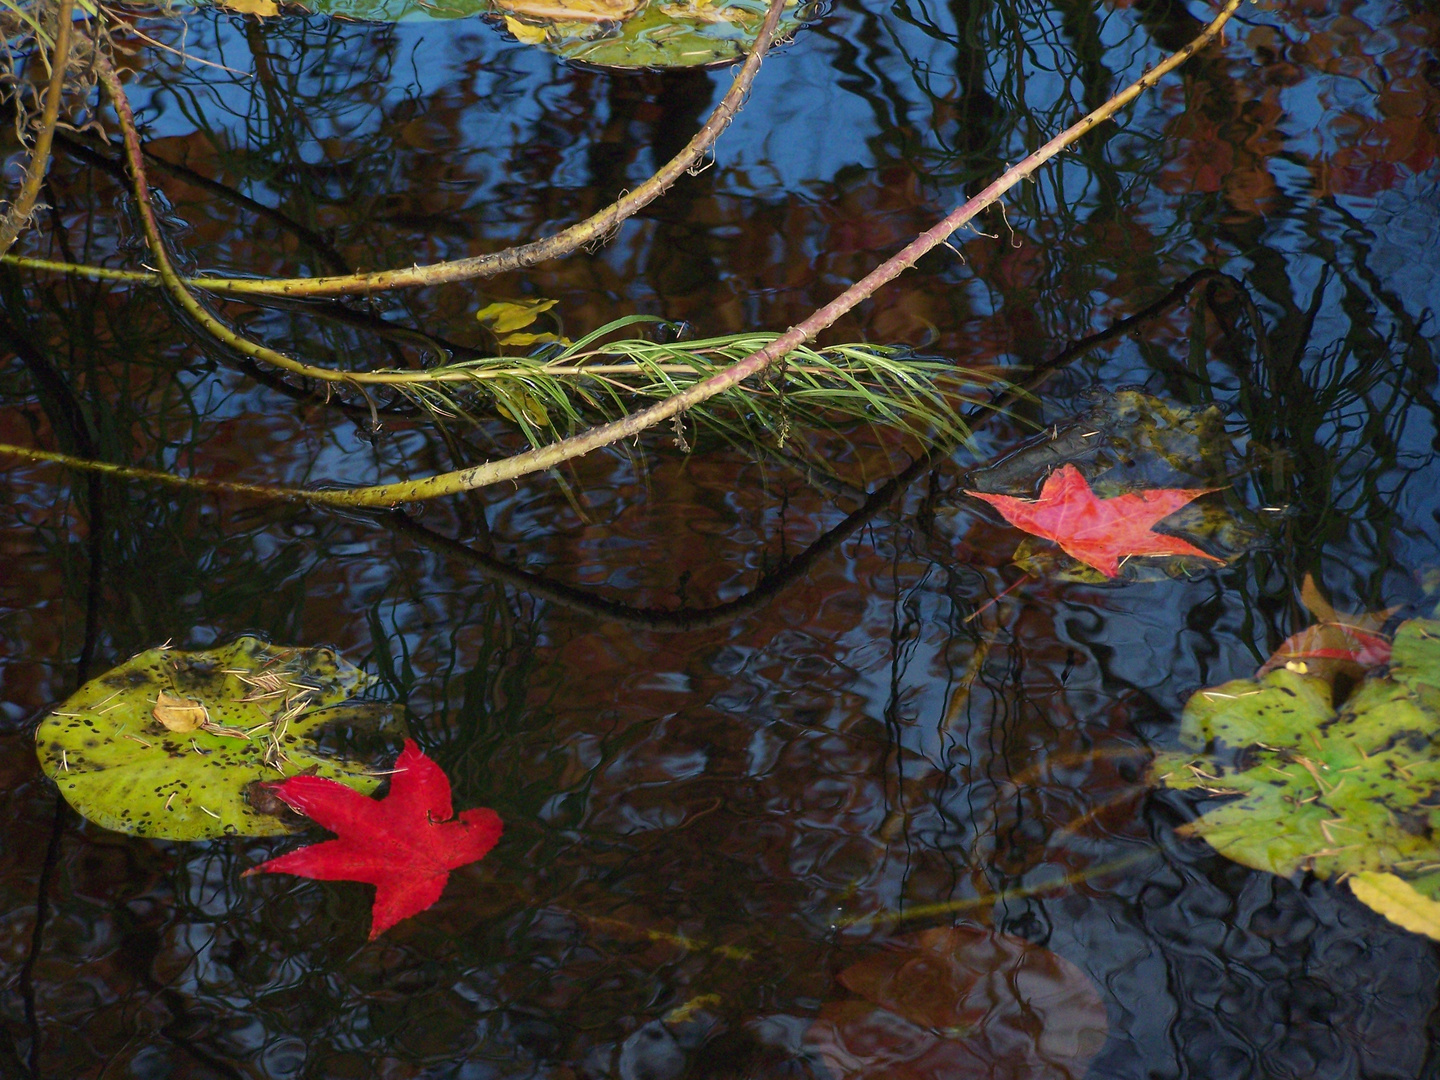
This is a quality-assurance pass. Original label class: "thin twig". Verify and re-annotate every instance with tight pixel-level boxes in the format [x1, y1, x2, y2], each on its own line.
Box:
[305, 0, 1246, 504]
[0, 0, 76, 256]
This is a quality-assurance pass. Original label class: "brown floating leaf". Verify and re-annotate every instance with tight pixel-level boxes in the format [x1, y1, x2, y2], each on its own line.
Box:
[805, 926, 1108, 1080]
[153, 690, 209, 733]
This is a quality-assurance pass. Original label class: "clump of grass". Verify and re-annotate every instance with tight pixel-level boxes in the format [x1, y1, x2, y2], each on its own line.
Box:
[407, 315, 1010, 462]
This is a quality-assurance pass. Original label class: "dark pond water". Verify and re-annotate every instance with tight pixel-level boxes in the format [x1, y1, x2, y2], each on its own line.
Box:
[3, 0, 1440, 1076]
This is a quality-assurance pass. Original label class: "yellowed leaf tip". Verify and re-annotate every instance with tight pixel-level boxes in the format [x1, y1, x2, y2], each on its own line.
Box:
[1349, 871, 1440, 941]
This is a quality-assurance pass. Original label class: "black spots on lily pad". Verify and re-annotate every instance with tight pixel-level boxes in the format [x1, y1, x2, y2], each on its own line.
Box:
[1234, 745, 1262, 772]
[1374, 729, 1433, 756]
[1394, 810, 1433, 838]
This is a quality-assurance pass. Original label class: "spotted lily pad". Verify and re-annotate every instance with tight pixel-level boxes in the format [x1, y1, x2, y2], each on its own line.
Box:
[1150, 617, 1440, 932]
[36, 637, 407, 840]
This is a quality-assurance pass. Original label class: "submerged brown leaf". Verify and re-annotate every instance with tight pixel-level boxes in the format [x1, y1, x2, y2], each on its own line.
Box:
[1256, 575, 1399, 690]
[805, 926, 1107, 1079]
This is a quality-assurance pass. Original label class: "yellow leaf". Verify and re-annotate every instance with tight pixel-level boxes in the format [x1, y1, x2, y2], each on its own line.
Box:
[503, 16, 550, 43]
[1299, 573, 1339, 625]
[152, 690, 209, 733]
[493, 386, 551, 429]
[495, 0, 641, 23]
[1299, 572, 1400, 632]
[1349, 872, 1440, 941]
[217, 0, 281, 15]
[475, 298, 559, 335]
[494, 330, 566, 347]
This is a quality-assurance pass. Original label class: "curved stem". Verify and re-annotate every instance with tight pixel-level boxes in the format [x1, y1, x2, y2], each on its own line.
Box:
[0, 0, 75, 257]
[11, 0, 790, 299]
[94, 54, 398, 388]
[89, 0, 789, 390]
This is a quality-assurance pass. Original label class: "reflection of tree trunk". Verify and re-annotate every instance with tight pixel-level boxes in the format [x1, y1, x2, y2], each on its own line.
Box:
[1127, 0, 1207, 53]
[648, 69, 721, 299]
[1055, 0, 1114, 116]
[948, 0, 1003, 196]
[584, 69, 720, 299]
[0, 297, 100, 1080]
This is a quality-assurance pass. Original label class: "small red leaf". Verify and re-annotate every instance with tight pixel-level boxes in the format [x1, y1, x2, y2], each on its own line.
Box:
[966, 464, 1222, 578]
[243, 739, 502, 939]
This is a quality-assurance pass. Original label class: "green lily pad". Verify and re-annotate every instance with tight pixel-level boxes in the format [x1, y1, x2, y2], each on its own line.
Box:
[198, 0, 488, 20]
[1150, 617, 1440, 925]
[529, 0, 807, 69]
[36, 637, 407, 840]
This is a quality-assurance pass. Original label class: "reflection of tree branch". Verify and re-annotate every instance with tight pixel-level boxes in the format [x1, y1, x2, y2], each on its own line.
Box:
[1041, 267, 1221, 374]
[1, 284, 94, 1080]
[961, 266, 1222, 439]
[51, 129, 352, 279]
[145, 149, 351, 278]
[18, 798, 69, 1080]
[50, 130, 497, 409]
[382, 450, 931, 631]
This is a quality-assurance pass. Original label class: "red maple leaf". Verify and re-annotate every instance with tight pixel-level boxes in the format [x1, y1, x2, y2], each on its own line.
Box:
[965, 464, 1222, 578]
[244, 739, 502, 939]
